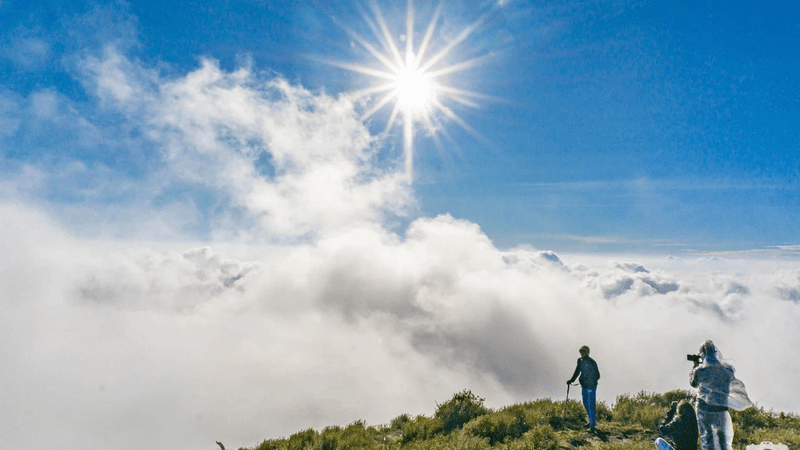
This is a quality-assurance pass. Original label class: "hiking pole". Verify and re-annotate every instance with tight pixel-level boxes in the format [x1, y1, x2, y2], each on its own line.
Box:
[563, 383, 577, 427]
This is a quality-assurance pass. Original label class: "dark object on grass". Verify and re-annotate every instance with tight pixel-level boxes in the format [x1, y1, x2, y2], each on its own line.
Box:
[657, 400, 698, 450]
[592, 427, 608, 441]
[216, 441, 225, 450]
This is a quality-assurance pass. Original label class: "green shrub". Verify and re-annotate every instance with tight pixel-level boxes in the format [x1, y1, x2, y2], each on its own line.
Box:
[287, 428, 317, 450]
[552, 429, 589, 449]
[319, 425, 342, 450]
[317, 421, 378, 450]
[597, 401, 614, 422]
[612, 391, 670, 430]
[515, 399, 556, 426]
[347, 420, 380, 448]
[390, 414, 411, 430]
[434, 389, 490, 434]
[243, 389, 800, 450]
[616, 390, 694, 409]
[732, 407, 800, 448]
[660, 390, 695, 407]
[403, 431, 489, 450]
[467, 410, 529, 445]
[523, 398, 584, 429]
[590, 441, 653, 450]
[736, 427, 800, 448]
[400, 415, 442, 445]
[253, 438, 285, 450]
[733, 406, 779, 431]
[518, 424, 556, 450]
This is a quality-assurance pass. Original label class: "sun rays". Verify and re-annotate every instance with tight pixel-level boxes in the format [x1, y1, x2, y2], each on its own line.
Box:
[327, 0, 492, 179]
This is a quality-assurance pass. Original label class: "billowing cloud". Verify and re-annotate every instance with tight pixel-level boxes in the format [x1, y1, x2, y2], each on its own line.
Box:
[3, 198, 800, 450]
[79, 47, 413, 239]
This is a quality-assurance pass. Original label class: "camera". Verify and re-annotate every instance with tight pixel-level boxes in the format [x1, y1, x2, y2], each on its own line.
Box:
[687, 354, 701, 363]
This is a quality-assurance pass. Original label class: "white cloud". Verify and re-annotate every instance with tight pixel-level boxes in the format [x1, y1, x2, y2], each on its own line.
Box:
[79, 49, 413, 239]
[0, 35, 50, 71]
[3, 199, 800, 450]
[0, 89, 22, 137]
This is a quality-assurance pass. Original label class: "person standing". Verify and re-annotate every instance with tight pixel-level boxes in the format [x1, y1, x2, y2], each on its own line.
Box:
[689, 340, 753, 450]
[567, 345, 601, 431]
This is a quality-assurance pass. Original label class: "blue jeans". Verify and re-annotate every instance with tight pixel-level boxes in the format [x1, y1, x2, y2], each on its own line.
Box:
[582, 386, 597, 428]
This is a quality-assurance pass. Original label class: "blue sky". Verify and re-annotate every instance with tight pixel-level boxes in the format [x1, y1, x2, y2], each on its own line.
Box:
[2, 0, 798, 253]
[3, 3, 800, 449]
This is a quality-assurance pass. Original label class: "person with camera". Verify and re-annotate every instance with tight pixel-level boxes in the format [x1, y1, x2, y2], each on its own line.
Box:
[689, 340, 753, 450]
[655, 399, 698, 450]
[567, 345, 600, 431]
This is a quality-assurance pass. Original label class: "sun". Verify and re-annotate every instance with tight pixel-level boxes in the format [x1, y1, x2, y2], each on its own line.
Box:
[324, 0, 492, 179]
[394, 60, 435, 112]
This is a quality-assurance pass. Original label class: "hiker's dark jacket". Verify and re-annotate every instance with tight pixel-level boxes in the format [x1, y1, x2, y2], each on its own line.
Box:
[659, 404, 699, 450]
[568, 356, 600, 388]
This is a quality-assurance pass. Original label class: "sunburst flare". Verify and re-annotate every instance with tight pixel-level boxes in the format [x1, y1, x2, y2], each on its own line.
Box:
[326, 0, 493, 179]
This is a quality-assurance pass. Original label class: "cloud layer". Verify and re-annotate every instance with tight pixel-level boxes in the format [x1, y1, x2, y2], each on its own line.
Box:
[3, 200, 800, 450]
[2, 29, 800, 450]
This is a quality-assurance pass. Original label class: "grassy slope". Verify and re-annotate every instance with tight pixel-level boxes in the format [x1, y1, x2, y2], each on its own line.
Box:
[241, 390, 800, 450]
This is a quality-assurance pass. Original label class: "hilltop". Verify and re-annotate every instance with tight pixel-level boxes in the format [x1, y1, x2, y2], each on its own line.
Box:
[234, 390, 799, 450]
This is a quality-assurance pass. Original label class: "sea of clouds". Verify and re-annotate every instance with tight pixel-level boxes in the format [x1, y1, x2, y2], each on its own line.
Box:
[2, 21, 800, 450]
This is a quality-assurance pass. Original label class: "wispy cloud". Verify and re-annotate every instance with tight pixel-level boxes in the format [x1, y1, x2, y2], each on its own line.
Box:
[0, 35, 50, 70]
[691, 246, 800, 259]
[506, 233, 698, 252]
[509, 177, 799, 192]
[770, 245, 800, 253]
[529, 233, 625, 244]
